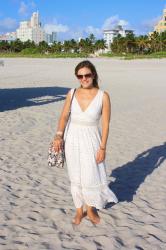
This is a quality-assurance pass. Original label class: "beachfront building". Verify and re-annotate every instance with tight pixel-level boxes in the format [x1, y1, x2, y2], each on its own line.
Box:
[46, 32, 57, 45]
[154, 8, 166, 33]
[16, 11, 46, 44]
[0, 32, 17, 42]
[103, 25, 133, 50]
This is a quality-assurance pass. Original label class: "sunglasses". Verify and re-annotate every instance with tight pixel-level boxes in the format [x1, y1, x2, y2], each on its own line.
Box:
[76, 73, 93, 79]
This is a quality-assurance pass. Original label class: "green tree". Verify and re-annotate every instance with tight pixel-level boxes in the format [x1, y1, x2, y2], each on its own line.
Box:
[10, 39, 24, 52]
[62, 40, 71, 52]
[89, 33, 96, 44]
[125, 33, 136, 53]
[38, 41, 49, 53]
[70, 39, 78, 52]
[135, 35, 150, 54]
[0, 41, 11, 52]
[23, 39, 36, 49]
[94, 39, 106, 51]
[50, 41, 62, 53]
[149, 31, 160, 52]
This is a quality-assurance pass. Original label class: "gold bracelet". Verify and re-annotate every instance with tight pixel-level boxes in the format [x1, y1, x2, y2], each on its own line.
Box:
[100, 146, 106, 150]
[54, 134, 62, 140]
[56, 131, 63, 136]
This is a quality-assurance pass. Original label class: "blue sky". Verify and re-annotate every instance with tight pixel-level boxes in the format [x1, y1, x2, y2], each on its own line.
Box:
[0, 0, 166, 40]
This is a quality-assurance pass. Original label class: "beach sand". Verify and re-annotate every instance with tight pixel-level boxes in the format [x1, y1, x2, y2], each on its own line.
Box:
[0, 58, 166, 249]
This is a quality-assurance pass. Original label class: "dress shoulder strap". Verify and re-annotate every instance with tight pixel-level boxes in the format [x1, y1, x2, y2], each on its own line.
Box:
[70, 88, 74, 98]
[70, 88, 76, 103]
[98, 89, 106, 112]
[70, 88, 76, 99]
[99, 88, 104, 101]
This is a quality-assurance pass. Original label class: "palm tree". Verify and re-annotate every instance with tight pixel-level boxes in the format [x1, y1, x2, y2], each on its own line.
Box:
[111, 35, 126, 53]
[50, 41, 62, 53]
[78, 38, 86, 53]
[0, 41, 11, 53]
[160, 31, 166, 51]
[10, 39, 24, 52]
[136, 35, 149, 54]
[94, 39, 106, 51]
[149, 31, 160, 52]
[69, 39, 78, 53]
[23, 40, 36, 49]
[125, 33, 136, 53]
[38, 41, 49, 53]
[89, 33, 96, 44]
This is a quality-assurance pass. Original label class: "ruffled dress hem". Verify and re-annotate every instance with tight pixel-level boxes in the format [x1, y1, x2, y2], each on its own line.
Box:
[71, 183, 118, 210]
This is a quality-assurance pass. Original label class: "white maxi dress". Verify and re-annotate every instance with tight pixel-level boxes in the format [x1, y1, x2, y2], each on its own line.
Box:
[64, 88, 118, 209]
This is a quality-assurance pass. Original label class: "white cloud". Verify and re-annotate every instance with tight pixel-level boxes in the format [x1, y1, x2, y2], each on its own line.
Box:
[133, 16, 161, 35]
[18, 1, 28, 15]
[58, 28, 85, 41]
[141, 16, 161, 32]
[43, 14, 131, 41]
[0, 17, 17, 32]
[74, 15, 130, 40]
[118, 19, 129, 27]
[84, 26, 102, 36]
[18, 1, 36, 16]
[30, 1, 36, 9]
[102, 15, 129, 30]
[84, 16, 129, 38]
[44, 19, 69, 34]
[52, 14, 160, 39]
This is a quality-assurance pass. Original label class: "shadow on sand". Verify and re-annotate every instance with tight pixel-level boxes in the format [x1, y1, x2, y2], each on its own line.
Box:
[0, 86, 70, 112]
[106, 142, 166, 207]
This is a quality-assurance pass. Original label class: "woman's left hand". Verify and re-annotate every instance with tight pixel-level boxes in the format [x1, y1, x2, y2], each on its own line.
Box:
[96, 148, 106, 164]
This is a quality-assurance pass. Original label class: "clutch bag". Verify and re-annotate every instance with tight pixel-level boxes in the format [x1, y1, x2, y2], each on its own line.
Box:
[47, 88, 76, 168]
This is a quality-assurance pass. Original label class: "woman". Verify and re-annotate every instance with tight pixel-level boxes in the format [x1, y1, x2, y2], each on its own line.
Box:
[53, 60, 118, 226]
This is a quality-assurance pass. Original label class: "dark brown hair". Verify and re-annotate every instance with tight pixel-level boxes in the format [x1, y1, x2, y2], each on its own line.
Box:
[75, 60, 99, 88]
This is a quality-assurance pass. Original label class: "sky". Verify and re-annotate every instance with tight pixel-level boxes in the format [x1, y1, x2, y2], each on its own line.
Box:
[0, 0, 166, 40]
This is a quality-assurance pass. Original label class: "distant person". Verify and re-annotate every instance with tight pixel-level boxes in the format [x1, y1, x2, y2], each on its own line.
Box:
[53, 60, 118, 227]
[0, 60, 4, 66]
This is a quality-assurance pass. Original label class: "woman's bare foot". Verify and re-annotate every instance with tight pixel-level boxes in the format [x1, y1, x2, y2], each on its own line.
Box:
[72, 210, 87, 225]
[86, 206, 100, 224]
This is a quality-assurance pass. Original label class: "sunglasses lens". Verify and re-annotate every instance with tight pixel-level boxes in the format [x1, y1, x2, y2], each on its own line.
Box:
[77, 73, 92, 79]
[77, 75, 83, 79]
[85, 73, 92, 78]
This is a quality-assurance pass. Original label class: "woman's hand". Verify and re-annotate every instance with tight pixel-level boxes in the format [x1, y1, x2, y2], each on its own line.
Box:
[96, 148, 106, 164]
[53, 137, 63, 152]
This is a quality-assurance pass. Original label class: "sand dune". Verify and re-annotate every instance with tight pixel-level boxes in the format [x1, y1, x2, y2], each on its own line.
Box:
[0, 58, 166, 249]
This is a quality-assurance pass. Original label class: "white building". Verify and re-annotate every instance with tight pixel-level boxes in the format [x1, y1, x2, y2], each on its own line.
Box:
[103, 25, 133, 50]
[0, 32, 17, 42]
[154, 8, 166, 33]
[46, 32, 57, 45]
[16, 11, 46, 44]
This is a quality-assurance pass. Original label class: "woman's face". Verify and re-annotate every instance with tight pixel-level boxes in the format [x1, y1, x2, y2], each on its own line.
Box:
[76, 67, 94, 89]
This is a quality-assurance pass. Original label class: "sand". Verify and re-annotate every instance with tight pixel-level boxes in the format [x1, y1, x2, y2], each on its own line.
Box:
[0, 58, 166, 250]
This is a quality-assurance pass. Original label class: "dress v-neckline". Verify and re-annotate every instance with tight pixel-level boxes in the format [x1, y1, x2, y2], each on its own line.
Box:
[74, 89, 100, 113]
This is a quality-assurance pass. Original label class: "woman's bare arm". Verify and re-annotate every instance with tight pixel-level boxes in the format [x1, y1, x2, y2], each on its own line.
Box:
[100, 91, 111, 149]
[55, 90, 72, 137]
